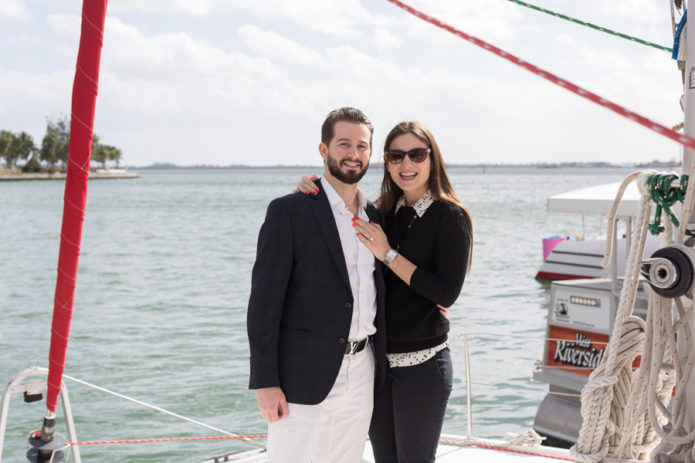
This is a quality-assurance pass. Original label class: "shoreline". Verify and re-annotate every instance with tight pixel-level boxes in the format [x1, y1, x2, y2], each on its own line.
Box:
[0, 170, 138, 181]
[133, 161, 680, 170]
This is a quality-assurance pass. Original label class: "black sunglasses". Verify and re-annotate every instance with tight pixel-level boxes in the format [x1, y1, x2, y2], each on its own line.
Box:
[384, 148, 431, 164]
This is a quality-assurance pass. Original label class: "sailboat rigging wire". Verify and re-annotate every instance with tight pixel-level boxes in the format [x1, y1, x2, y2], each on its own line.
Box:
[506, 0, 672, 52]
[384, 0, 695, 152]
[61, 373, 267, 450]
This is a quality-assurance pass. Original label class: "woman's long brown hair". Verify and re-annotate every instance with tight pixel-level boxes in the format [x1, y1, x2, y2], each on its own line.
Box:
[379, 121, 473, 269]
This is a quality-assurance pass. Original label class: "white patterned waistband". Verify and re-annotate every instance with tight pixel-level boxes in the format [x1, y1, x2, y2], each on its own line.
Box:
[386, 340, 449, 368]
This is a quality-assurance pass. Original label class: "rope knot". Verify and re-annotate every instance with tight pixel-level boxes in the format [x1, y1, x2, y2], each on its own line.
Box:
[647, 173, 693, 236]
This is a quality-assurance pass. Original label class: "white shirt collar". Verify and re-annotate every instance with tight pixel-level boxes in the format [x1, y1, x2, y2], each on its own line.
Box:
[321, 177, 366, 211]
[394, 190, 434, 217]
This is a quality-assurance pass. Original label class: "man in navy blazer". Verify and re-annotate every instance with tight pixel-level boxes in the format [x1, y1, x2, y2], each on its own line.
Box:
[247, 107, 386, 462]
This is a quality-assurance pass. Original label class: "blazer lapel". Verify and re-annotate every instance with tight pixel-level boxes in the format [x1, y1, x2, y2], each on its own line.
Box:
[310, 184, 351, 293]
[365, 202, 380, 224]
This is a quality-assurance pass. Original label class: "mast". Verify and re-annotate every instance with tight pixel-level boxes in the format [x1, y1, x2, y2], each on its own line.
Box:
[29, 1, 108, 461]
[46, 0, 107, 417]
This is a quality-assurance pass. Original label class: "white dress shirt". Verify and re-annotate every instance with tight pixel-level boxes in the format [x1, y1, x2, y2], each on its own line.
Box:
[321, 177, 377, 341]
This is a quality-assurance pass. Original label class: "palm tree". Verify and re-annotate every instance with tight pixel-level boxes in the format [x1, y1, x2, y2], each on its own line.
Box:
[40, 129, 62, 167]
[98, 145, 122, 168]
[91, 133, 104, 166]
[15, 132, 37, 163]
[0, 131, 35, 169]
[107, 146, 122, 167]
[91, 134, 122, 169]
[0, 130, 14, 168]
[40, 117, 70, 167]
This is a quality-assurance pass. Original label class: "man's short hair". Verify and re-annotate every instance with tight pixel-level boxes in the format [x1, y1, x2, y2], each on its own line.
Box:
[321, 107, 373, 146]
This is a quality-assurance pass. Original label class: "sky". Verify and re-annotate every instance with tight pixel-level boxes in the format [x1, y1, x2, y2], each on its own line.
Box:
[0, 0, 686, 167]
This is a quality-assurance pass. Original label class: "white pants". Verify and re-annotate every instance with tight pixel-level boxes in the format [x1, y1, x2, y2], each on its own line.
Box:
[267, 346, 375, 463]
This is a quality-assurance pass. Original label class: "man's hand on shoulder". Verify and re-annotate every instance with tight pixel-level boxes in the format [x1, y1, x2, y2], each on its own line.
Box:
[256, 386, 289, 423]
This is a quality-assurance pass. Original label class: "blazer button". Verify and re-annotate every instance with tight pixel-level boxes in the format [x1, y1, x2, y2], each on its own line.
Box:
[338, 337, 346, 344]
[345, 302, 352, 308]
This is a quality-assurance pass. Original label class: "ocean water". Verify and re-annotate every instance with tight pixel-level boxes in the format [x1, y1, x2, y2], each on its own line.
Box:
[0, 166, 638, 462]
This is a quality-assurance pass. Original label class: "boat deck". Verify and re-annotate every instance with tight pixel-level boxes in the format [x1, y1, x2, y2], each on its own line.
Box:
[204, 436, 575, 463]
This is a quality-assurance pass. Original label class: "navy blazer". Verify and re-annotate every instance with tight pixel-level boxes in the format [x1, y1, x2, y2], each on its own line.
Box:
[247, 182, 387, 405]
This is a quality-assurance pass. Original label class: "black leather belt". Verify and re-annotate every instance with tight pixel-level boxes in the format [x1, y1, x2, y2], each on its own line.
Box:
[345, 338, 369, 355]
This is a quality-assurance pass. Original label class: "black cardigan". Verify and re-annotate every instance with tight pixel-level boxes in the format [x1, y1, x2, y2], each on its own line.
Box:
[383, 200, 470, 353]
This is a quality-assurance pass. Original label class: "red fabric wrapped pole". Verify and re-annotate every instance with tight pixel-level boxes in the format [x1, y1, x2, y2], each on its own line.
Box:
[46, 0, 108, 414]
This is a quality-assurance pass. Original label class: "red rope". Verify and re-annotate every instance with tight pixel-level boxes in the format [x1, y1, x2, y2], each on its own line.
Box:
[67, 434, 267, 446]
[66, 435, 573, 461]
[471, 443, 575, 461]
[65, 434, 574, 461]
[385, 0, 695, 152]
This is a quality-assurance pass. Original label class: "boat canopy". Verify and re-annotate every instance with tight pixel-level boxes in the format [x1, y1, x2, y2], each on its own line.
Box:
[546, 182, 641, 216]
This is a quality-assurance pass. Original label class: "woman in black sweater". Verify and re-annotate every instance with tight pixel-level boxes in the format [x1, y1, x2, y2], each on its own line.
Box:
[353, 121, 471, 462]
[296, 121, 471, 462]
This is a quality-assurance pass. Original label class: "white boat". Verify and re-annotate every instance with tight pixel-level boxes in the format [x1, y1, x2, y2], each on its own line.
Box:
[536, 182, 664, 282]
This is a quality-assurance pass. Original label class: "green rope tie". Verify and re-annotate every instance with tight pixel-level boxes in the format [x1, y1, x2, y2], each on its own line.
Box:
[647, 174, 694, 237]
[507, 0, 673, 53]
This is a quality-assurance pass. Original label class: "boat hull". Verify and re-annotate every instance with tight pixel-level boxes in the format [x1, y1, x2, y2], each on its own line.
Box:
[535, 236, 662, 281]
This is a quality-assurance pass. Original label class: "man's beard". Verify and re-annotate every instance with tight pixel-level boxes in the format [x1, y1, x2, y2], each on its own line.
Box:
[326, 152, 369, 185]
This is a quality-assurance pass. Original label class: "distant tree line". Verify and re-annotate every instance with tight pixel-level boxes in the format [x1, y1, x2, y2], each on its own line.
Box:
[0, 116, 122, 172]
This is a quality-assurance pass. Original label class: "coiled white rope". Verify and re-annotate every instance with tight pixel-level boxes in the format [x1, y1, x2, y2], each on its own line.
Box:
[571, 170, 695, 463]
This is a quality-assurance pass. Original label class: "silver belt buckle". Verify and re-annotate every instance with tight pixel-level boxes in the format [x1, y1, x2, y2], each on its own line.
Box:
[347, 341, 359, 355]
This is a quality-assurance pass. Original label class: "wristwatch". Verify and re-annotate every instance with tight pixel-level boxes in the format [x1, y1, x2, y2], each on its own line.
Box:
[383, 248, 398, 266]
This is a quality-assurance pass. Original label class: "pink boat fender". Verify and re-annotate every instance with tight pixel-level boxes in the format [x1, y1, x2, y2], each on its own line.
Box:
[542, 236, 570, 261]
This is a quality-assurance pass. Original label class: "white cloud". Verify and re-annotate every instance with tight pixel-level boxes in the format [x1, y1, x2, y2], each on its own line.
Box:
[597, 0, 663, 22]
[108, 0, 214, 15]
[580, 48, 633, 71]
[218, 0, 392, 36]
[401, 0, 524, 44]
[45, 14, 82, 60]
[107, 0, 393, 38]
[372, 28, 400, 51]
[554, 34, 577, 48]
[0, 0, 30, 20]
[0, 67, 73, 140]
[238, 25, 323, 68]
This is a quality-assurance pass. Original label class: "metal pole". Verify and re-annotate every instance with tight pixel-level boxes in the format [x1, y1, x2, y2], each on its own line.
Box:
[463, 333, 473, 440]
[682, 0, 695, 441]
[625, 217, 632, 270]
[0, 368, 81, 463]
[59, 379, 81, 463]
[609, 218, 619, 331]
[685, 4, 695, 176]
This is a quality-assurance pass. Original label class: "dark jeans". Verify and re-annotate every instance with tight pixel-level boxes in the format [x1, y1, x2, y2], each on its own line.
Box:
[369, 348, 453, 463]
